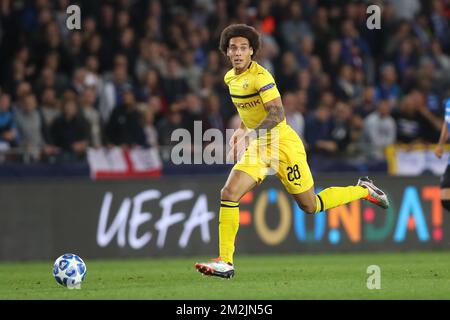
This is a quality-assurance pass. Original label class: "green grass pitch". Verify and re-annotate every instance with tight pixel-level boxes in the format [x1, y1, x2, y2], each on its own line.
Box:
[0, 251, 449, 299]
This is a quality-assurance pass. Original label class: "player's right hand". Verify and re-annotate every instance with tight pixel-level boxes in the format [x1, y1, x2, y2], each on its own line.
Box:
[435, 145, 444, 158]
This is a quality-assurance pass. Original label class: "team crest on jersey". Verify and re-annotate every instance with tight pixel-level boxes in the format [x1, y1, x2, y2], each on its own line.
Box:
[243, 78, 249, 89]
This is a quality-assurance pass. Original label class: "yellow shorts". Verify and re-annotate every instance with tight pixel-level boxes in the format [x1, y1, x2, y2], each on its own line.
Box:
[233, 122, 314, 194]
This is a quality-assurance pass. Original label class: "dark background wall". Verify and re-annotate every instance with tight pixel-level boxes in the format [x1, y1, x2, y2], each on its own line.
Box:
[0, 175, 446, 261]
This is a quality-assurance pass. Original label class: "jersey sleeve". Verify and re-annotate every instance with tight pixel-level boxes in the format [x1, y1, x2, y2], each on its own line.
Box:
[255, 70, 280, 104]
[224, 70, 232, 86]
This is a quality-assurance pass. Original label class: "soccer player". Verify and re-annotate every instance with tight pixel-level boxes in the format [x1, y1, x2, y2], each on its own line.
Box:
[195, 24, 389, 279]
[434, 97, 450, 212]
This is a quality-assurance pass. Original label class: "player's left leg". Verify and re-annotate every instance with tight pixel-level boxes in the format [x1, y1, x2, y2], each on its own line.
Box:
[276, 126, 389, 212]
[291, 177, 388, 214]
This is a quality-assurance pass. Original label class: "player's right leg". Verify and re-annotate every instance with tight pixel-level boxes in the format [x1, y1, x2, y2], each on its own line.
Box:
[440, 165, 450, 212]
[195, 169, 257, 279]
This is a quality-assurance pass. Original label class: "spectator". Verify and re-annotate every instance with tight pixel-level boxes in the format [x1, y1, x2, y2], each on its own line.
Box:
[198, 71, 217, 99]
[295, 89, 309, 114]
[203, 94, 225, 133]
[182, 92, 204, 136]
[83, 55, 103, 98]
[80, 88, 102, 148]
[14, 94, 47, 160]
[385, 20, 413, 59]
[71, 67, 88, 95]
[84, 33, 107, 70]
[283, 92, 305, 141]
[429, 39, 450, 81]
[362, 99, 397, 159]
[295, 35, 314, 69]
[138, 69, 165, 103]
[411, 89, 442, 142]
[146, 95, 165, 126]
[391, 0, 421, 21]
[0, 93, 19, 150]
[162, 57, 189, 104]
[40, 88, 61, 129]
[67, 31, 84, 70]
[156, 107, 184, 146]
[375, 64, 402, 106]
[143, 108, 159, 148]
[255, 21, 279, 75]
[296, 69, 316, 104]
[391, 93, 441, 144]
[12, 82, 33, 109]
[98, 4, 116, 70]
[330, 102, 353, 154]
[115, 27, 138, 74]
[276, 52, 299, 94]
[280, 1, 313, 52]
[105, 89, 147, 147]
[312, 6, 337, 61]
[334, 64, 357, 103]
[353, 86, 377, 135]
[183, 51, 203, 92]
[394, 38, 417, 87]
[412, 14, 433, 49]
[322, 40, 343, 82]
[50, 99, 90, 160]
[43, 51, 69, 89]
[339, 19, 370, 67]
[305, 104, 335, 154]
[430, 0, 450, 51]
[99, 64, 133, 122]
[418, 78, 442, 115]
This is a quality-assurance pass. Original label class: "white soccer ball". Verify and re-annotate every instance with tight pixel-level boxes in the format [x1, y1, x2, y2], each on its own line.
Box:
[53, 253, 87, 289]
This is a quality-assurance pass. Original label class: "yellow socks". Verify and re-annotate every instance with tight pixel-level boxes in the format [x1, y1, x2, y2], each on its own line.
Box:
[315, 186, 368, 213]
[219, 200, 240, 264]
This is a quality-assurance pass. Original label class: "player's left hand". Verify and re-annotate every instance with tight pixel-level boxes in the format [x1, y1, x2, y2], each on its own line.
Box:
[227, 133, 254, 163]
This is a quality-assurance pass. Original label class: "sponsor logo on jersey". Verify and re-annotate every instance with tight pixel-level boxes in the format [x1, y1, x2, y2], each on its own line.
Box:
[233, 99, 262, 109]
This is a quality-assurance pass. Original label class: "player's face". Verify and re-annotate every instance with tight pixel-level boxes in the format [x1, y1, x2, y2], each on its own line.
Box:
[227, 37, 253, 72]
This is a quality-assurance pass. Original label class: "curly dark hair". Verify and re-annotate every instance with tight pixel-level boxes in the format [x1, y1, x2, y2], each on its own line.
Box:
[219, 24, 261, 58]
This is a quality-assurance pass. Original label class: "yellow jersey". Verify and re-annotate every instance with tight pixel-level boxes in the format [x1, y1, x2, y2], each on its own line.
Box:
[226, 62, 313, 194]
[224, 61, 285, 129]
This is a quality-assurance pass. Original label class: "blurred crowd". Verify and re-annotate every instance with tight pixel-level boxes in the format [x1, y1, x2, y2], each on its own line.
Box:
[0, 0, 450, 163]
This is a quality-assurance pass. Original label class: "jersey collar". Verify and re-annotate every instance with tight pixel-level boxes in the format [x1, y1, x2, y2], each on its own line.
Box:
[234, 61, 253, 76]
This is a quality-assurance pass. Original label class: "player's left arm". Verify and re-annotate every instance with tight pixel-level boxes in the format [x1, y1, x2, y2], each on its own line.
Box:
[250, 69, 285, 138]
[251, 97, 285, 137]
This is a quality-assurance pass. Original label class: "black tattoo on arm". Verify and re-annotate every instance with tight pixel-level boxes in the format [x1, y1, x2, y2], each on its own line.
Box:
[253, 98, 285, 137]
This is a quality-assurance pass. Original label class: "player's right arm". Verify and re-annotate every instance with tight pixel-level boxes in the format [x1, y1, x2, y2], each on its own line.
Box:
[227, 121, 249, 163]
[435, 121, 448, 158]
